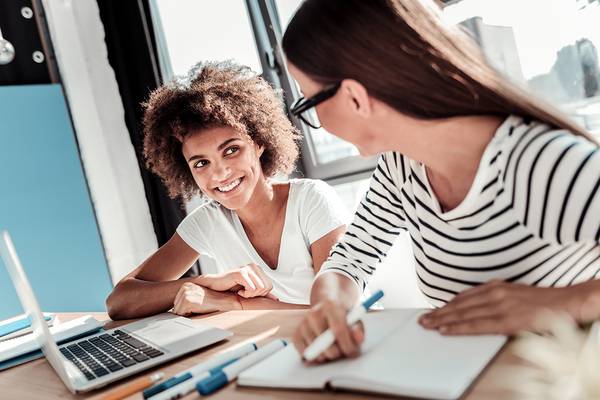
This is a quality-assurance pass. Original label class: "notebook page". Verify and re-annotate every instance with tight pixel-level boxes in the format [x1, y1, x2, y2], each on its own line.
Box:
[330, 311, 506, 400]
[237, 309, 419, 389]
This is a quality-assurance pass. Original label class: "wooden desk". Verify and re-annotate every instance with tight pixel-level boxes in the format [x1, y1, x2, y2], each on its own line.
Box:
[0, 311, 524, 399]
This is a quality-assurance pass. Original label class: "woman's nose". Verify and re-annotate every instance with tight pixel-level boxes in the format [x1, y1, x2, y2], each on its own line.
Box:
[212, 161, 232, 181]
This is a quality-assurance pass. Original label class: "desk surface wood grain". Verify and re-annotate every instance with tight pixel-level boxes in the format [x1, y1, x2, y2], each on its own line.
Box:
[0, 311, 526, 399]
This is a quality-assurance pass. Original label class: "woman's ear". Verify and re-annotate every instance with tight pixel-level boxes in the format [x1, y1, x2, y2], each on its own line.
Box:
[256, 144, 265, 158]
[341, 79, 373, 118]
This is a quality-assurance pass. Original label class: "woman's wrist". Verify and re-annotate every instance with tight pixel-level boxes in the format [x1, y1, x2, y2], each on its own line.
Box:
[211, 289, 243, 311]
[193, 274, 220, 290]
[565, 280, 600, 323]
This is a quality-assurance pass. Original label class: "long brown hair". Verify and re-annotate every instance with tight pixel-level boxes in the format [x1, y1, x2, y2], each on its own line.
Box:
[282, 0, 596, 142]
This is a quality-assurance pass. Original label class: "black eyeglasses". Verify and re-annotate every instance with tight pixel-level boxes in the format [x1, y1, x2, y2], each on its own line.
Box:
[290, 82, 341, 129]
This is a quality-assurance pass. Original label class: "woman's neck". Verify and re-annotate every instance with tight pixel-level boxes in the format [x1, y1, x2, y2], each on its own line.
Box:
[378, 113, 505, 210]
[236, 176, 286, 229]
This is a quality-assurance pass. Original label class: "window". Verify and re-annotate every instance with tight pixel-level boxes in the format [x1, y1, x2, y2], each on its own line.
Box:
[272, 0, 377, 180]
[150, 0, 262, 80]
[443, 0, 600, 135]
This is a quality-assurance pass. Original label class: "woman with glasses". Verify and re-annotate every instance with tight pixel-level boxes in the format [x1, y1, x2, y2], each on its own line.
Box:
[105, 61, 348, 320]
[283, 0, 600, 363]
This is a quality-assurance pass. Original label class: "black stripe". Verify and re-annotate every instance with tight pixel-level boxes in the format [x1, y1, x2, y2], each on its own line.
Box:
[523, 134, 565, 225]
[416, 243, 550, 271]
[368, 186, 404, 210]
[502, 124, 540, 182]
[346, 232, 385, 257]
[532, 244, 585, 285]
[350, 222, 395, 247]
[556, 148, 597, 244]
[400, 188, 415, 208]
[376, 164, 395, 187]
[510, 128, 559, 210]
[575, 174, 600, 241]
[372, 174, 403, 205]
[361, 202, 398, 229]
[568, 253, 600, 285]
[414, 256, 482, 286]
[355, 211, 401, 236]
[418, 218, 519, 242]
[506, 247, 570, 282]
[551, 245, 597, 286]
[510, 129, 552, 204]
[332, 246, 375, 274]
[539, 141, 577, 238]
[344, 241, 381, 261]
[364, 196, 405, 221]
[458, 204, 512, 231]
[420, 291, 449, 305]
[445, 198, 495, 222]
[410, 168, 430, 196]
[480, 172, 499, 193]
[416, 272, 458, 295]
[489, 150, 502, 166]
[422, 234, 533, 257]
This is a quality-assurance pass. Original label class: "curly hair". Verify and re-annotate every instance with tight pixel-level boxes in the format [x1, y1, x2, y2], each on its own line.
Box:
[142, 60, 301, 201]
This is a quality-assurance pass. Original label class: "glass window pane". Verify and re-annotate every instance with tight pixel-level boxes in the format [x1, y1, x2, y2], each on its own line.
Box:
[333, 178, 371, 213]
[153, 0, 262, 76]
[443, 0, 600, 135]
[275, 0, 359, 165]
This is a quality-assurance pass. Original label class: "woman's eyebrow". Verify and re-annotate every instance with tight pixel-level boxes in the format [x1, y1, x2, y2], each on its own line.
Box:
[186, 138, 241, 162]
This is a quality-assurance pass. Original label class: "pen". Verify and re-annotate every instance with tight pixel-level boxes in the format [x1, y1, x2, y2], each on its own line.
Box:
[151, 356, 241, 400]
[101, 372, 164, 400]
[302, 290, 384, 362]
[143, 342, 257, 399]
[196, 339, 287, 395]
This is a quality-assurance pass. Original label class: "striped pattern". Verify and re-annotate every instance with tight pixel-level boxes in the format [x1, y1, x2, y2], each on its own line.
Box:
[320, 116, 600, 307]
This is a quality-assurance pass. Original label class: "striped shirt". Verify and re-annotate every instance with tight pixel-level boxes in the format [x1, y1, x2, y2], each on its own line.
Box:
[319, 115, 600, 307]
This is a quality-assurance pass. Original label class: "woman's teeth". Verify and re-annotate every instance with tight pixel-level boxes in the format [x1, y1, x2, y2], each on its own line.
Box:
[217, 178, 241, 193]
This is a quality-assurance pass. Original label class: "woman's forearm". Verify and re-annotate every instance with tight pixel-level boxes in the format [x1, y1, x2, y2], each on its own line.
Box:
[106, 277, 200, 320]
[238, 297, 308, 310]
[310, 272, 361, 309]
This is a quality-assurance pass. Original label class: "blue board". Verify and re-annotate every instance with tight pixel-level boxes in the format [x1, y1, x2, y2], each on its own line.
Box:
[0, 84, 112, 320]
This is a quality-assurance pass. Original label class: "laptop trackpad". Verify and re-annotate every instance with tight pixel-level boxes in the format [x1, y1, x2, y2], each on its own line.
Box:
[129, 319, 202, 347]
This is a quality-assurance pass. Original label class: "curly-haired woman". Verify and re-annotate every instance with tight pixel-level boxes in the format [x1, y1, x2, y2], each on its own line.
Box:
[106, 61, 348, 320]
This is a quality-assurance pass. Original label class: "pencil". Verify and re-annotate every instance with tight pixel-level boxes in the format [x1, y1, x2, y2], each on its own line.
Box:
[100, 372, 164, 400]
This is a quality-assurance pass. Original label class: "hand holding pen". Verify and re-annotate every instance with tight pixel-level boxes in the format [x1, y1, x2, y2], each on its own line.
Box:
[293, 290, 384, 363]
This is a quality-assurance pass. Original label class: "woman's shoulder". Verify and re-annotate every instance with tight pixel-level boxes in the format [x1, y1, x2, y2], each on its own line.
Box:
[181, 199, 231, 224]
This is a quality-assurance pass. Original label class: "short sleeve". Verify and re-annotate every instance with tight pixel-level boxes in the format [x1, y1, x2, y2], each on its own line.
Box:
[300, 179, 350, 244]
[175, 204, 213, 255]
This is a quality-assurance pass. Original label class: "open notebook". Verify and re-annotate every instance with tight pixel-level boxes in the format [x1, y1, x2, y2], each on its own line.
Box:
[239, 309, 506, 400]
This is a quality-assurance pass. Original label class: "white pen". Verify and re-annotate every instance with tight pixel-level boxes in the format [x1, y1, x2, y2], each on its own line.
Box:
[303, 290, 384, 362]
[195, 339, 287, 395]
[143, 342, 257, 399]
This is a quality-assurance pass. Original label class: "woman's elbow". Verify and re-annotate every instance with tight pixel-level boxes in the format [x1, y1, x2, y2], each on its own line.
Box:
[105, 286, 128, 320]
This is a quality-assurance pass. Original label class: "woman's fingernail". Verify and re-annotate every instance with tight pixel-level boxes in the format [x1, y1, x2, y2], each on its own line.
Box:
[439, 325, 448, 333]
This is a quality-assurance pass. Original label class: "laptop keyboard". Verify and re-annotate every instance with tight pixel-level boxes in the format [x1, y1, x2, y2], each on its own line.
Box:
[59, 329, 164, 381]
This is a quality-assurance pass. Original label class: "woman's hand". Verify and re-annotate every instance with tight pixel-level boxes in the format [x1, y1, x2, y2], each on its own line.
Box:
[293, 298, 364, 363]
[196, 263, 277, 299]
[172, 283, 241, 316]
[418, 280, 598, 335]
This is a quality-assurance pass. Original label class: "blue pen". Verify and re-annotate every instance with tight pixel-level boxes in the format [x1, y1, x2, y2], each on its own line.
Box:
[303, 290, 384, 361]
[143, 342, 257, 399]
[196, 339, 287, 395]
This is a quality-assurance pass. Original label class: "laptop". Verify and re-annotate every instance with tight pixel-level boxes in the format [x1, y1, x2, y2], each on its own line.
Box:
[0, 230, 232, 393]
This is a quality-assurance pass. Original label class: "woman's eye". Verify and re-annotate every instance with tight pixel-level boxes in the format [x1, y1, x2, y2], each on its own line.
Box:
[194, 160, 208, 168]
[224, 146, 239, 156]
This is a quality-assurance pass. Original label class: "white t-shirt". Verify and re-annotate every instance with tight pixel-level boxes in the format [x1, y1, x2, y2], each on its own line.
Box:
[176, 178, 349, 304]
